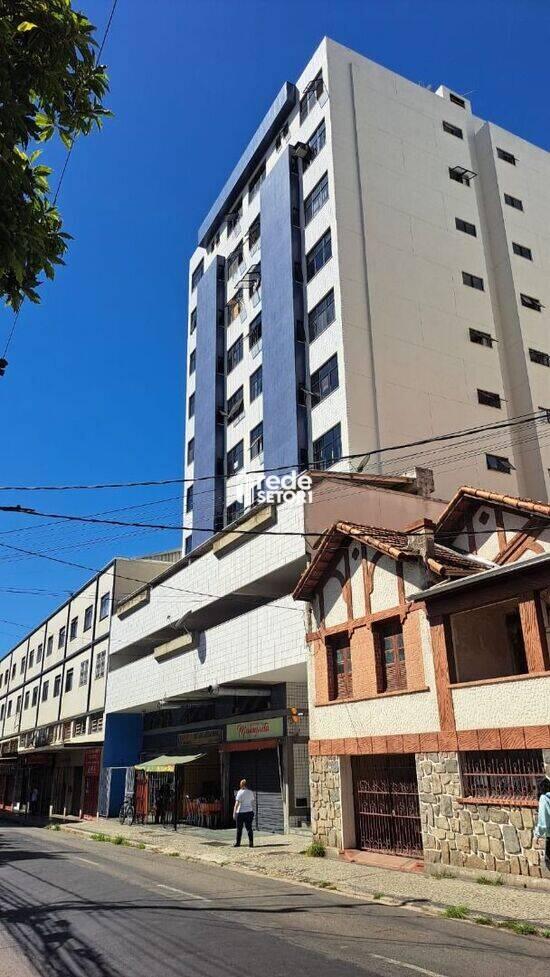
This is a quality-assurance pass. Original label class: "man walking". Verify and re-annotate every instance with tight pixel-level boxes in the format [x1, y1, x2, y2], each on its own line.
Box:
[233, 779, 255, 847]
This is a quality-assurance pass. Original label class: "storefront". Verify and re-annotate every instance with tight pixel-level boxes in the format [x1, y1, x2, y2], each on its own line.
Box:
[0, 760, 17, 811]
[222, 717, 285, 833]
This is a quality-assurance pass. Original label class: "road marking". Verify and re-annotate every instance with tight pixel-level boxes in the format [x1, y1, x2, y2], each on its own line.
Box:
[72, 856, 101, 867]
[369, 954, 450, 977]
[156, 884, 210, 901]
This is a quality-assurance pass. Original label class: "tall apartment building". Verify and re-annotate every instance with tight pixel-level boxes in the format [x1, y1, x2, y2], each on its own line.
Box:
[184, 37, 550, 553]
[0, 555, 167, 818]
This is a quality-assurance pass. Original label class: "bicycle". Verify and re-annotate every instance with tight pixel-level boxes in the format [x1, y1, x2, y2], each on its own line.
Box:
[118, 798, 135, 825]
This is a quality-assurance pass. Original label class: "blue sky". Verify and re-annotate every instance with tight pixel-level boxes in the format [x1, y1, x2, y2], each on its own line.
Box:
[0, 0, 548, 656]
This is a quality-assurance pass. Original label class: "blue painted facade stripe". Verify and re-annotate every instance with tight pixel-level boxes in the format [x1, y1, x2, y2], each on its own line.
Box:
[198, 82, 298, 248]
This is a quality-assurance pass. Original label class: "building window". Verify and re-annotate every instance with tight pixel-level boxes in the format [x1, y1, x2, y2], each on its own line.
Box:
[29, 650, 34, 668]
[248, 216, 260, 255]
[486, 453, 513, 473]
[191, 259, 203, 292]
[303, 118, 326, 171]
[313, 423, 341, 470]
[308, 289, 335, 341]
[248, 164, 265, 202]
[310, 353, 339, 405]
[521, 293, 542, 312]
[184, 535, 192, 555]
[15, 695, 21, 715]
[449, 166, 473, 186]
[497, 147, 516, 165]
[455, 217, 476, 236]
[190, 307, 197, 334]
[185, 485, 193, 513]
[58, 627, 66, 649]
[7, 700, 12, 717]
[374, 619, 407, 692]
[227, 386, 244, 424]
[53, 675, 61, 698]
[99, 593, 110, 620]
[65, 668, 73, 693]
[304, 172, 329, 225]
[41, 681, 49, 702]
[460, 750, 543, 801]
[227, 201, 242, 236]
[442, 120, 463, 139]
[23, 691, 30, 710]
[512, 242, 532, 260]
[477, 389, 501, 409]
[226, 499, 244, 524]
[188, 392, 195, 418]
[88, 713, 103, 735]
[227, 243, 244, 280]
[189, 349, 196, 375]
[11, 663, 16, 679]
[250, 365, 262, 402]
[70, 617, 78, 640]
[250, 421, 263, 459]
[529, 348, 550, 367]
[73, 718, 86, 736]
[504, 193, 523, 211]
[95, 650, 106, 680]
[187, 439, 194, 464]
[36, 643, 43, 663]
[84, 605, 93, 632]
[249, 314, 262, 351]
[227, 335, 243, 373]
[462, 271, 484, 291]
[79, 661, 89, 687]
[538, 406, 550, 423]
[450, 93, 466, 108]
[32, 687, 38, 707]
[227, 441, 244, 475]
[306, 229, 332, 281]
[20, 657, 25, 674]
[300, 69, 324, 123]
[46, 635, 53, 657]
[469, 328, 493, 348]
[327, 633, 352, 701]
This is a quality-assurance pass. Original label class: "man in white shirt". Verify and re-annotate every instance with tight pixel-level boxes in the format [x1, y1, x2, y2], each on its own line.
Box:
[233, 779, 255, 847]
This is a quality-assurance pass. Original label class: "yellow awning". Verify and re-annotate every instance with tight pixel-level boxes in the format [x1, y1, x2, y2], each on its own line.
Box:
[135, 753, 205, 773]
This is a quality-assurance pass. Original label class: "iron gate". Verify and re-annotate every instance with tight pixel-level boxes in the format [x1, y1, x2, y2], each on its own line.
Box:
[352, 754, 422, 857]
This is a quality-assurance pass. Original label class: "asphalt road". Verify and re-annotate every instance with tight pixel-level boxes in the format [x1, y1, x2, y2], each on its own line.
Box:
[0, 822, 549, 977]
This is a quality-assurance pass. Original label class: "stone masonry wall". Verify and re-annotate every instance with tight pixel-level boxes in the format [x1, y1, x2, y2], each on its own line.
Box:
[417, 750, 550, 880]
[310, 755, 342, 849]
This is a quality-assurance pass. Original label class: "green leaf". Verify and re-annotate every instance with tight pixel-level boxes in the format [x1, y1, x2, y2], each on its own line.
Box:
[17, 21, 37, 31]
[35, 113, 51, 129]
[59, 130, 73, 149]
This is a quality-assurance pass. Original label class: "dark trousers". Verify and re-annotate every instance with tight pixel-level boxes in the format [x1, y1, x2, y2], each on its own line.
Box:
[235, 811, 254, 847]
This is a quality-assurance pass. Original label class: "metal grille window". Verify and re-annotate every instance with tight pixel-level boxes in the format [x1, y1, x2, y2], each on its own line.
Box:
[187, 438, 194, 464]
[308, 289, 335, 341]
[227, 335, 243, 373]
[327, 633, 352, 700]
[249, 315, 262, 350]
[300, 70, 324, 123]
[477, 389, 501, 409]
[190, 308, 197, 333]
[460, 750, 544, 801]
[84, 605, 93, 631]
[95, 650, 106, 680]
[188, 392, 195, 418]
[70, 617, 78, 640]
[226, 499, 244, 524]
[191, 259, 203, 291]
[227, 386, 244, 423]
[313, 422, 341, 470]
[306, 229, 332, 281]
[513, 242, 532, 260]
[442, 120, 463, 139]
[521, 293, 542, 311]
[73, 718, 86, 736]
[497, 147, 516, 165]
[304, 173, 329, 225]
[250, 365, 262, 402]
[529, 348, 550, 367]
[79, 661, 89, 687]
[504, 193, 523, 210]
[185, 485, 193, 513]
[250, 422, 263, 459]
[303, 118, 326, 171]
[248, 164, 265, 202]
[455, 217, 476, 236]
[310, 353, 339, 405]
[462, 271, 484, 290]
[486, 453, 513, 473]
[89, 714, 103, 734]
[227, 440, 244, 475]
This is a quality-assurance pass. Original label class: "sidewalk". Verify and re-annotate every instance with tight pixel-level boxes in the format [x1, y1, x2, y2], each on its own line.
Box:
[59, 817, 550, 927]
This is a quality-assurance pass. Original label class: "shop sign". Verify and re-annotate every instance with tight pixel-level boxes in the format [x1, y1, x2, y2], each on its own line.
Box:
[177, 729, 221, 747]
[226, 717, 284, 742]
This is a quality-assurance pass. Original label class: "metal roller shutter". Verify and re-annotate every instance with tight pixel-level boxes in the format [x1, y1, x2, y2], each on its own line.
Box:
[229, 748, 284, 833]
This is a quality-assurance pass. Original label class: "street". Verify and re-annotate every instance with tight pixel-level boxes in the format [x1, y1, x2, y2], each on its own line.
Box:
[0, 823, 549, 977]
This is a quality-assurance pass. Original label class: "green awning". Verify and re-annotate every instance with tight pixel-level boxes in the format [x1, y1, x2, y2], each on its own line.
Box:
[135, 753, 205, 773]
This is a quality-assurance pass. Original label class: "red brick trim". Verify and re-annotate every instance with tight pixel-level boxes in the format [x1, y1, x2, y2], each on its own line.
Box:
[308, 723, 550, 756]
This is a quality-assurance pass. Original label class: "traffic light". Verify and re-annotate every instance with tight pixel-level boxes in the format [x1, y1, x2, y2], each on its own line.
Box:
[0, 359, 7, 377]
